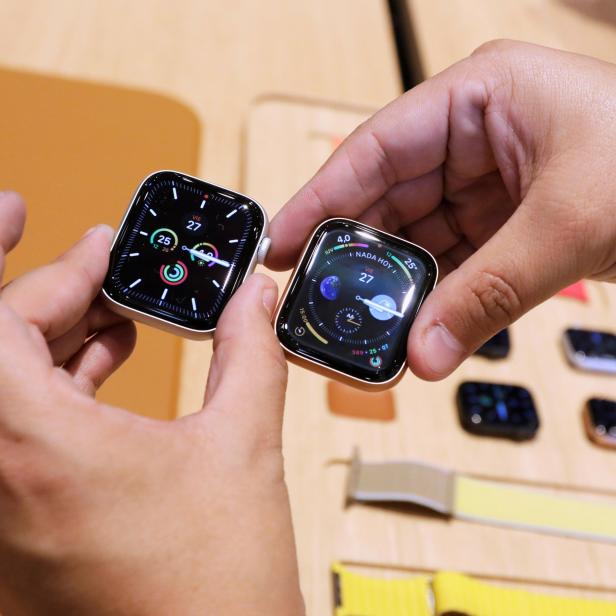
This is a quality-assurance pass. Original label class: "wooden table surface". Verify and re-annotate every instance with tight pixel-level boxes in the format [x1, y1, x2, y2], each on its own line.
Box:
[406, 0, 616, 77]
[2, 1, 616, 614]
[246, 98, 616, 614]
[0, 0, 401, 416]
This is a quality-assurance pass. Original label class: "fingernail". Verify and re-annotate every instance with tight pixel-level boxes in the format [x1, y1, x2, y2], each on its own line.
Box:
[262, 285, 278, 318]
[422, 323, 466, 377]
[83, 224, 114, 240]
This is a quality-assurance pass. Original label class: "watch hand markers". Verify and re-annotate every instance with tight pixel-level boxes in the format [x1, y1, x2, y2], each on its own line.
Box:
[355, 295, 404, 318]
[181, 245, 231, 268]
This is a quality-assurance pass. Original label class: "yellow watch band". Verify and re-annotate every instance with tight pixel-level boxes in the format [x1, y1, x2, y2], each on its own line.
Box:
[454, 475, 616, 542]
[433, 571, 616, 616]
[333, 563, 616, 615]
[333, 562, 432, 616]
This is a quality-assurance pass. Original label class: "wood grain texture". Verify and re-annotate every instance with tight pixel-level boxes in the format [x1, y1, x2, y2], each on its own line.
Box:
[0, 0, 401, 418]
[245, 98, 616, 613]
[406, 0, 616, 76]
[4, 1, 616, 612]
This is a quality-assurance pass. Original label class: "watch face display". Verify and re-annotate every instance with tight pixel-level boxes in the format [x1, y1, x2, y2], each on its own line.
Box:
[103, 171, 265, 334]
[275, 219, 437, 384]
[457, 381, 539, 441]
[563, 328, 616, 374]
[587, 398, 616, 439]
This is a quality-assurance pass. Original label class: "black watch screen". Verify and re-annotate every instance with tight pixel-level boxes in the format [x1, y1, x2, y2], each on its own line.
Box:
[457, 381, 540, 441]
[275, 219, 437, 384]
[103, 171, 265, 334]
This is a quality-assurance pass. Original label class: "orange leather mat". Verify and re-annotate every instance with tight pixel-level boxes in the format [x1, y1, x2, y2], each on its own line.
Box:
[0, 66, 201, 419]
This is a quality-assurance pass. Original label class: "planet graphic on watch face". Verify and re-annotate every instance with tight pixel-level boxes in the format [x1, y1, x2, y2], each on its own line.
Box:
[319, 275, 341, 301]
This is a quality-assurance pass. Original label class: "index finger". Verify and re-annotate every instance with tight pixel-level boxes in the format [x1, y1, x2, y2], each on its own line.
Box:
[266, 72, 452, 270]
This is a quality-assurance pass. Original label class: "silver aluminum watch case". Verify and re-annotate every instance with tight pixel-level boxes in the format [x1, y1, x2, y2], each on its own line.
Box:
[274, 217, 438, 390]
[102, 170, 269, 340]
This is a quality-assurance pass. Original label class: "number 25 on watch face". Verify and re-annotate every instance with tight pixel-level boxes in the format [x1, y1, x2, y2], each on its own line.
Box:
[102, 171, 267, 339]
[275, 219, 438, 388]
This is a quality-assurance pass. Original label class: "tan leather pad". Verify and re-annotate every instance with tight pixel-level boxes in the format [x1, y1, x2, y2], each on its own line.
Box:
[0, 66, 200, 419]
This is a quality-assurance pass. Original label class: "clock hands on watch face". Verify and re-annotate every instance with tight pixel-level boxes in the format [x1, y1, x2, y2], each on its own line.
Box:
[181, 245, 231, 268]
[355, 295, 405, 319]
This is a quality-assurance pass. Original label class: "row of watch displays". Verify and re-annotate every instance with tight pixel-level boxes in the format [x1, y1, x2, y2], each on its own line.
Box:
[103, 171, 437, 388]
[463, 327, 616, 447]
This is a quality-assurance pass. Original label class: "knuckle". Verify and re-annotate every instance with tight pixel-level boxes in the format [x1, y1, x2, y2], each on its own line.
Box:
[466, 270, 522, 327]
[372, 197, 400, 234]
[365, 127, 398, 187]
[68, 259, 99, 296]
[304, 182, 331, 219]
[342, 146, 370, 202]
[342, 126, 396, 203]
[57, 246, 101, 292]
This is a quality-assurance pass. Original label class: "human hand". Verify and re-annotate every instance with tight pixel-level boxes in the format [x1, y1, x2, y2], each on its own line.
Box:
[0, 193, 303, 615]
[267, 41, 616, 380]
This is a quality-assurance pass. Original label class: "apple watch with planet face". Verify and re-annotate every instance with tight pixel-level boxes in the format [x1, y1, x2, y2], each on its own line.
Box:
[275, 218, 438, 388]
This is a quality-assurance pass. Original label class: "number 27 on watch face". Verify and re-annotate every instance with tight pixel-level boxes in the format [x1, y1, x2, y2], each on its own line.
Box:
[102, 171, 269, 339]
[275, 219, 438, 388]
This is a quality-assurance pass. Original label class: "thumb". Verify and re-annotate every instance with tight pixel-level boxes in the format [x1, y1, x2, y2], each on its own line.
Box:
[200, 273, 287, 439]
[407, 204, 584, 380]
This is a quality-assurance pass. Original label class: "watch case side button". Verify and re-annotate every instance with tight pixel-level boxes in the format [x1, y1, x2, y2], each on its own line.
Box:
[257, 237, 271, 264]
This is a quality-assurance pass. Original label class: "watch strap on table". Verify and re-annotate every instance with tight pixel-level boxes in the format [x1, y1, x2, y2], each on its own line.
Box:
[346, 448, 455, 515]
[333, 562, 432, 616]
[333, 562, 616, 616]
[433, 571, 616, 616]
[346, 448, 616, 544]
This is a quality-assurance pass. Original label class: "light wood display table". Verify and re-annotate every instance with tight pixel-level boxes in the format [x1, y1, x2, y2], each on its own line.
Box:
[245, 97, 616, 613]
[2, 1, 616, 613]
[406, 0, 616, 77]
[0, 0, 400, 417]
